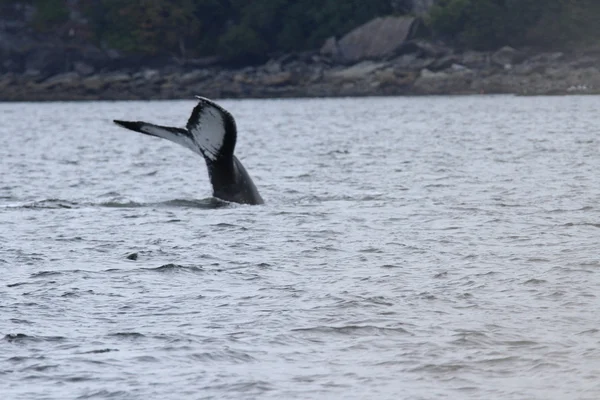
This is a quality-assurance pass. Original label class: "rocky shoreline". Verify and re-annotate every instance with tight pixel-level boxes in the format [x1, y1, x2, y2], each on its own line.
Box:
[2, 41, 600, 102]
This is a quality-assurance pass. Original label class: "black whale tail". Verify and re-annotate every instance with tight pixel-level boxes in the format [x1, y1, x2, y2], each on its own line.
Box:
[113, 120, 200, 156]
[112, 96, 264, 206]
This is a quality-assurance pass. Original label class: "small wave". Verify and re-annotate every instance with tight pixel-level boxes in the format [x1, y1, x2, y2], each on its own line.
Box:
[577, 329, 599, 335]
[107, 332, 145, 339]
[4, 333, 66, 343]
[10, 318, 33, 325]
[562, 222, 600, 228]
[134, 355, 160, 363]
[2, 197, 231, 210]
[211, 222, 248, 231]
[202, 380, 273, 394]
[99, 200, 145, 208]
[501, 340, 538, 347]
[450, 331, 492, 347]
[7, 282, 33, 288]
[143, 264, 205, 274]
[292, 325, 410, 336]
[7, 356, 46, 363]
[523, 278, 547, 285]
[19, 199, 79, 209]
[30, 270, 63, 278]
[189, 350, 256, 363]
[474, 356, 520, 365]
[159, 198, 230, 209]
[81, 348, 119, 354]
[100, 197, 229, 209]
[76, 390, 130, 399]
[22, 363, 59, 372]
[410, 363, 469, 373]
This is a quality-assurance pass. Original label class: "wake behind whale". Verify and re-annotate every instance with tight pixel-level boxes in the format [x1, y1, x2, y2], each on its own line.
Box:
[113, 96, 264, 205]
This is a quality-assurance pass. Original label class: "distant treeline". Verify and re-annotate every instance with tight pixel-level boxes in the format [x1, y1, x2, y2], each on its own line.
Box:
[4, 0, 600, 63]
[429, 0, 600, 50]
[11, 0, 393, 63]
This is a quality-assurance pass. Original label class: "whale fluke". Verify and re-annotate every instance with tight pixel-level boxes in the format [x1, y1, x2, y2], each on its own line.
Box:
[112, 97, 264, 205]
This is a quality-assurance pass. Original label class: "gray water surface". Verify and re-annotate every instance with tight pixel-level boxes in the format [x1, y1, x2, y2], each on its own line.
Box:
[2, 96, 600, 400]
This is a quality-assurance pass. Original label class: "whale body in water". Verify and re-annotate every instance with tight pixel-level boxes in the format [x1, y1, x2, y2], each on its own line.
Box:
[113, 96, 264, 205]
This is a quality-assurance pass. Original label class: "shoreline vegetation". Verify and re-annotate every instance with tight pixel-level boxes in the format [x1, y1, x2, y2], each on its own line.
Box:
[2, 1, 600, 101]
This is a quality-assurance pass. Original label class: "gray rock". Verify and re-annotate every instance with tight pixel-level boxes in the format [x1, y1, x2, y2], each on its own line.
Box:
[451, 63, 470, 71]
[332, 16, 418, 63]
[82, 75, 106, 90]
[74, 62, 94, 76]
[527, 52, 564, 64]
[428, 55, 458, 71]
[260, 71, 293, 86]
[0, 73, 16, 90]
[326, 61, 388, 81]
[568, 56, 597, 69]
[40, 72, 80, 88]
[414, 68, 474, 94]
[142, 69, 160, 81]
[103, 72, 131, 84]
[320, 36, 340, 59]
[392, 53, 434, 71]
[407, 39, 450, 58]
[132, 69, 160, 81]
[263, 59, 282, 74]
[179, 69, 210, 85]
[491, 46, 525, 68]
[460, 51, 489, 68]
[419, 68, 448, 80]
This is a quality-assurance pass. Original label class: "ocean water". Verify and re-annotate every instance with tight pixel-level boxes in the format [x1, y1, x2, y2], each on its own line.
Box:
[1, 95, 600, 400]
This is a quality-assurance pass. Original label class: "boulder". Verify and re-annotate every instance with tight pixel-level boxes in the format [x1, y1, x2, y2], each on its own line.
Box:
[460, 51, 489, 69]
[414, 67, 474, 94]
[428, 54, 458, 71]
[263, 59, 282, 74]
[391, 53, 434, 71]
[179, 69, 210, 85]
[82, 75, 106, 91]
[396, 39, 450, 59]
[491, 46, 526, 68]
[103, 72, 131, 84]
[320, 36, 340, 59]
[74, 61, 94, 76]
[0, 73, 16, 90]
[39, 72, 79, 89]
[324, 16, 418, 64]
[326, 61, 388, 82]
[260, 71, 293, 86]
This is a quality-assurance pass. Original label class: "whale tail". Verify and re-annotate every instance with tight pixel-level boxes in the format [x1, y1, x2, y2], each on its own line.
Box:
[113, 96, 237, 163]
[113, 120, 200, 156]
[112, 96, 263, 205]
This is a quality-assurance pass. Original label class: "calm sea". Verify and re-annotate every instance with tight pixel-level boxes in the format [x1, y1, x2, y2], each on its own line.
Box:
[2, 95, 600, 399]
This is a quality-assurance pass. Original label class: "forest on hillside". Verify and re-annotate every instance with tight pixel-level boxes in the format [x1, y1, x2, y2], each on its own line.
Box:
[3, 0, 600, 64]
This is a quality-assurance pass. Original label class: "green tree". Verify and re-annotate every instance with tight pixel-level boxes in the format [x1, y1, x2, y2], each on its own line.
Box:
[33, 0, 69, 31]
[217, 24, 268, 63]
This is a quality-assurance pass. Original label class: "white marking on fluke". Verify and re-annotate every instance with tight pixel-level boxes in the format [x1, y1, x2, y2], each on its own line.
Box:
[140, 123, 200, 156]
[187, 101, 227, 161]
